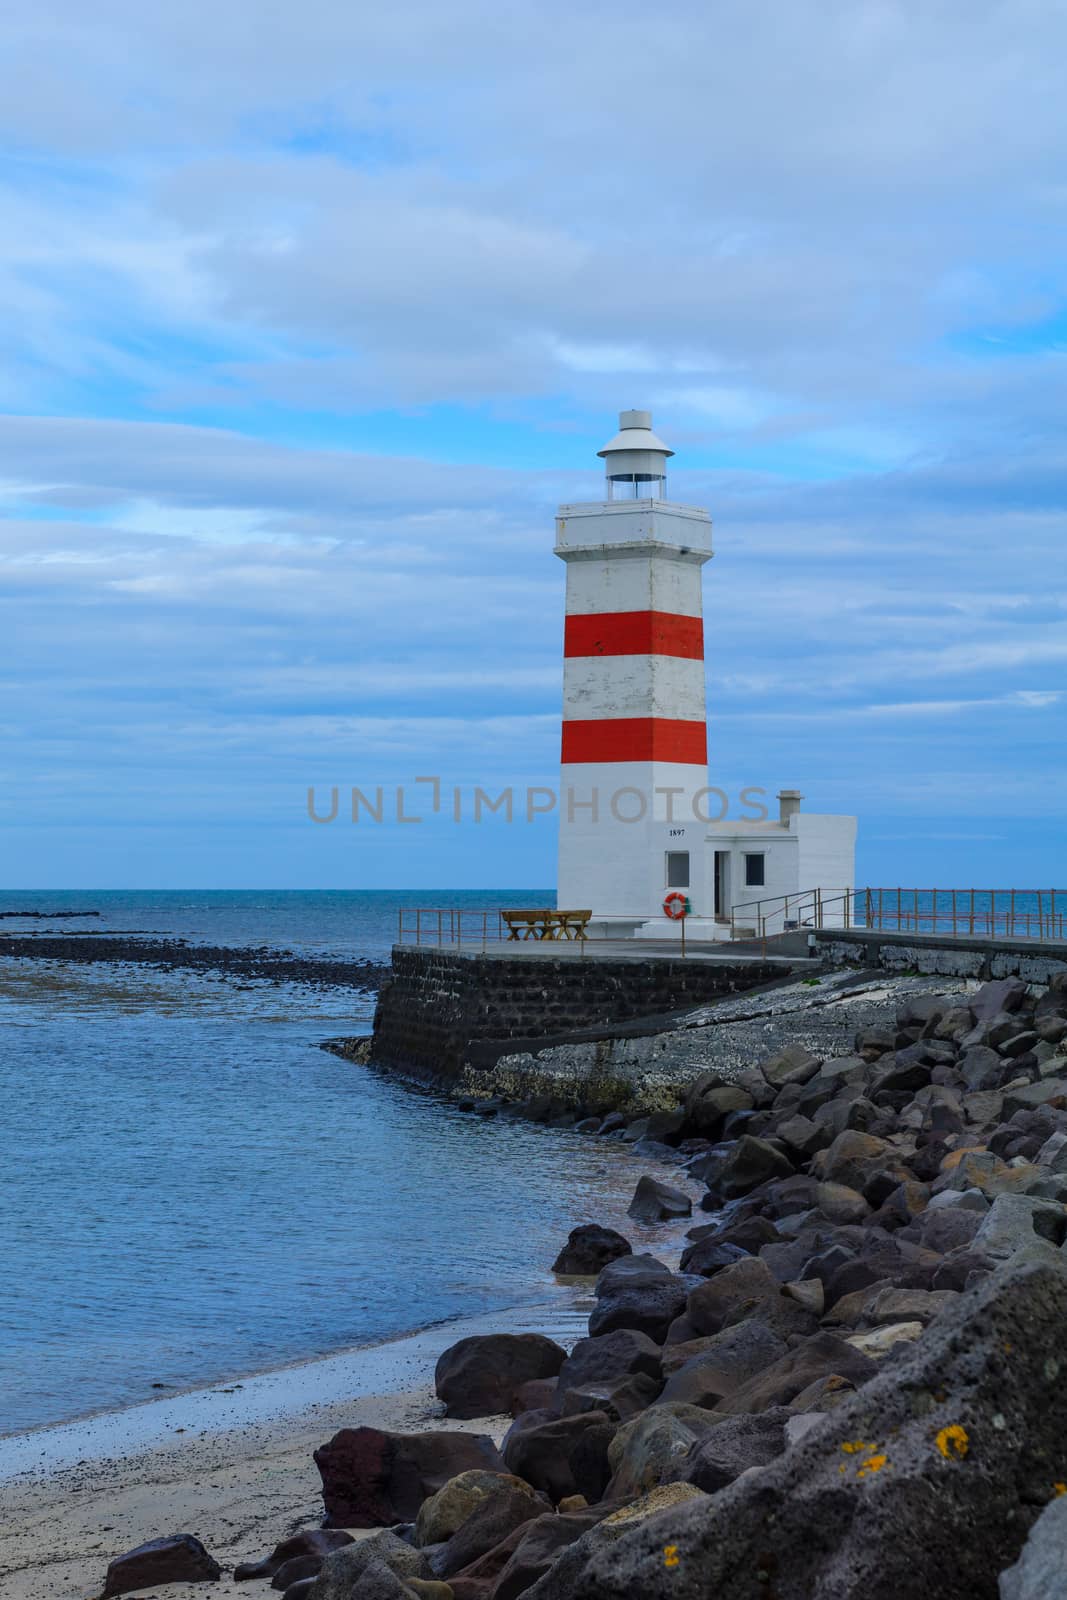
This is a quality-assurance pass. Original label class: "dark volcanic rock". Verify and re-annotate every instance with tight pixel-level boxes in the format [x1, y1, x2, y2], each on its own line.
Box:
[594, 1253, 672, 1294]
[272, 1555, 322, 1590]
[658, 1320, 787, 1410]
[502, 1409, 616, 1504]
[235, 1530, 354, 1581]
[433, 1478, 548, 1578]
[103, 1535, 221, 1595]
[683, 1407, 791, 1492]
[604, 1403, 719, 1502]
[559, 1371, 662, 1422]
[557, 1327, 663, 1393]
[314, 1426, 504, 1526]
[626, 1175, 692, 1222]
[414, 1469, 543, 1547]
[511, 1377, 561, 1417]
[703, 1136, 795, 1200]
[686, 1257, 818, 1340]
[711, 1330, 879, 1415]
[309, 1533, 429, 1598]
[551, 1225, 632, 1276]
[588, 1276, 692, 1343]
[489, 1509, 611, 1600]
[565, 1244, 1067, 1600]
[675, 1237, 749, 1278]
[435, 1334, 567, 1419]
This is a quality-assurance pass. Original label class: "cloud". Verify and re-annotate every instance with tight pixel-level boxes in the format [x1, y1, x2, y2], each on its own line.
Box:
[2, 2, 1067, 884]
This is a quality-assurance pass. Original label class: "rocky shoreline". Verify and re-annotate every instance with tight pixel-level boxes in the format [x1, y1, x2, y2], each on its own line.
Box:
[0, 933, 391, 993]
[73, 965, 1067, 1600]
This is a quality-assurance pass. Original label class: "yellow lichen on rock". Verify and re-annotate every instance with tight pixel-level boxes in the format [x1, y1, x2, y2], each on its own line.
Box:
[935, 1424, 969, 1460]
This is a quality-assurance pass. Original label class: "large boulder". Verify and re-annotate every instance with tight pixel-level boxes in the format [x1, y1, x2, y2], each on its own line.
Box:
[552, 1226, 632, 1276]
[557, 1328, 663, 1395]
[594, 1255, 672, 1296]
[559, 1372, 662, 1422]
[703, 1136, 795, 1200]
[447, 1519, 534, 1600]
[589, 1275, 691, 1343]
[971, 977, 1030, 1022]
[760, 1043, 821, 1088]
[103, 1535, 221, 1596]
[683, 1407, 792, 1492]
[309, 1535, 428, 1599]
[658, 1320, 787, 1410]
[711, 1330, 878, 1415]
[521, 1485, 708, 1600]
[973, 1193, 1067, 1259]
[627, 1175, 692, 1223]
[816, 1130, 893, 1191]
[686, 1257, 818, 1341]
[564, 1243, 1067, 1600]
[605, 1403, 719, 1501]
[436, 1334, 567, 1419]
[675, 1237, 749, 1278]
[312, 1556, 410, 1599]
[487, 1508, 613, 1600]
[314, 1426, 504, 1526]
[432, 1478, 548, 1579]
[502, 1409, 615, 1504]
[414, 1470, 541, 1547]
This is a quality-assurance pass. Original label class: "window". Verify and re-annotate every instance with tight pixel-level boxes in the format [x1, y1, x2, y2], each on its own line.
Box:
[744, 853, 765, 888]
[666, 852, 690, 889]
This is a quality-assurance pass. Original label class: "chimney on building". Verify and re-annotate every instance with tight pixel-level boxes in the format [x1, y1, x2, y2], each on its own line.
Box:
[778, 789, 803, 824]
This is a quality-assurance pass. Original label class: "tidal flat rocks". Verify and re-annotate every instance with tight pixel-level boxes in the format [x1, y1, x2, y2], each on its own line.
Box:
[435, 1333, 567, 1419]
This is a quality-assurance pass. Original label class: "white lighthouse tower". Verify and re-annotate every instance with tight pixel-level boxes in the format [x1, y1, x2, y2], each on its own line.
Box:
[556, 410, 716, 932]
[555, 411, 857, 938]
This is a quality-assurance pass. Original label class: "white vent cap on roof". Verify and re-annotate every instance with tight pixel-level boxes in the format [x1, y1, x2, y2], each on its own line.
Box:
[597, 409, 674, 460]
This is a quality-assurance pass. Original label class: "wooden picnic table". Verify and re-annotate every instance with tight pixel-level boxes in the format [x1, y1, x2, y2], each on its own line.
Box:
[501, 908, 591, 942]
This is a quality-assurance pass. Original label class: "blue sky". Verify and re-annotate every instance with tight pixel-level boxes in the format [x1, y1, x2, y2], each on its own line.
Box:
[1, 0, 1065, 889]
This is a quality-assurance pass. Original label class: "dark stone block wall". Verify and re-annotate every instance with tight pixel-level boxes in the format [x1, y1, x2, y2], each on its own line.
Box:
[371, 947, 787, 1082]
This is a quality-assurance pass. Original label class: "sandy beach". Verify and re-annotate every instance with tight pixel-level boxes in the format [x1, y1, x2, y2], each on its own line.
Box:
[0, 1297, 598, 1600]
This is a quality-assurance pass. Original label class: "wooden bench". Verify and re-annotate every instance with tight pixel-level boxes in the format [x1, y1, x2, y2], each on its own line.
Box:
[501, 909, 592, 942]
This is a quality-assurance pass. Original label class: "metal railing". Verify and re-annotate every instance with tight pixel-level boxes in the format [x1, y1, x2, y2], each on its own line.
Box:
[397, 907, 720, 957]
[729, 888, 853, 942]
[398, 907, 512, 947]
[398, 889, 1067, 959]
[860, 888, 1065, 942]
[731, 887, 1067, 945]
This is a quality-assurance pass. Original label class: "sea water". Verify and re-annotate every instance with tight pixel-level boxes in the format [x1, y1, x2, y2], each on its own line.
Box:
[0, 891, 666, 1436]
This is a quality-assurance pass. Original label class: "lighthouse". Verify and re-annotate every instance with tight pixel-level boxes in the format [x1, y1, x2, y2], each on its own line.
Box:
[555, 411, 857, 937]
[556, 410, 715, 931]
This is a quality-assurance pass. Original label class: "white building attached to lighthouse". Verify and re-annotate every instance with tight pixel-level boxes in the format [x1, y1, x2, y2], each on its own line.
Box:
[556, 411, 857, 938]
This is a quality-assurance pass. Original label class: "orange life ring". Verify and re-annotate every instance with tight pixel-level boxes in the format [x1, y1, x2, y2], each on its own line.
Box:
[663, 892, 689, 920]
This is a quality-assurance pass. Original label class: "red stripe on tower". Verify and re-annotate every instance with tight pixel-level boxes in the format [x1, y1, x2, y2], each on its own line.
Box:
[564, 609, 704, 660]
[561, 717, 708, 764]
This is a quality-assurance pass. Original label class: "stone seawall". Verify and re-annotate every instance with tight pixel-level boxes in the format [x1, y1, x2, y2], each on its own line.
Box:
[370, 947, 787, 1083]
[470, 969, 967, 1112]
[815, 927, 1067, 983]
